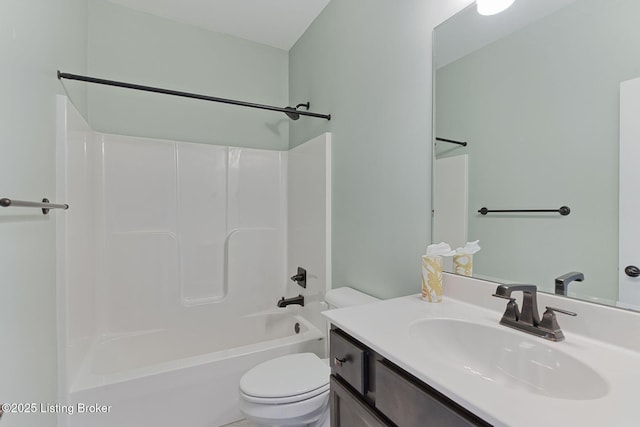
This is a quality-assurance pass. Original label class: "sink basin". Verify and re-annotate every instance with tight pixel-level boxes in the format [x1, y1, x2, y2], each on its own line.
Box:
[408, 318, 608, 400]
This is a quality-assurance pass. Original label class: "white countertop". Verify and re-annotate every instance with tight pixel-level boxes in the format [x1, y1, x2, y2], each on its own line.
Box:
[323, 279, 640, 427]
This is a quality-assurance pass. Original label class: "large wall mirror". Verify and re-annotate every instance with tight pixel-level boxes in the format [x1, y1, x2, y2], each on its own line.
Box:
[433, 0, 640, 311]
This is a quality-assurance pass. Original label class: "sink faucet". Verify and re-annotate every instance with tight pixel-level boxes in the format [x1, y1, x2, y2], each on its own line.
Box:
[493, 284, 540, 326]
[555, 272, 584, 296]
[277, 295, 304, 308]
[492, 284, 576, 341]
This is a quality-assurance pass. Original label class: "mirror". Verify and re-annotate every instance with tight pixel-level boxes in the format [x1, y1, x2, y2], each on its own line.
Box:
[433, 0, 640, 310]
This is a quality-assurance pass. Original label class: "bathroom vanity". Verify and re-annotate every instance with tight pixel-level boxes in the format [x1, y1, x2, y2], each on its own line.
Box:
[324, 274, 640, 427]
[329, 327, 489, 426]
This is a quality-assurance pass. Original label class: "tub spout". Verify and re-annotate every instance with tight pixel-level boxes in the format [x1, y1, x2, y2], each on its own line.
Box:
[277, 295, 304, 307]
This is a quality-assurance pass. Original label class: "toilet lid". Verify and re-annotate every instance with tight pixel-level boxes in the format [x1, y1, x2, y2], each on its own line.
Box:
[240, 353, 330, 399]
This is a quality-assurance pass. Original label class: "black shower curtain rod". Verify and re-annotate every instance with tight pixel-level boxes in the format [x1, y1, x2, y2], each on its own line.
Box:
[57, 71, 331, 121]
[436, 137, 467, 147]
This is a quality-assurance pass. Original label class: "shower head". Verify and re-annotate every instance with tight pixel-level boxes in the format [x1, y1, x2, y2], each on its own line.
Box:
[284, 108, 300, 120]
[283, 102, 310, 120]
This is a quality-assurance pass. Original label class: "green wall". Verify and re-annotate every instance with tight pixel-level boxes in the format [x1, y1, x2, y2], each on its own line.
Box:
[436, 0, 640, 301]
[86, 0, 290, 149]
[0, 1, 87, 425]
[289, 0, 464, 299]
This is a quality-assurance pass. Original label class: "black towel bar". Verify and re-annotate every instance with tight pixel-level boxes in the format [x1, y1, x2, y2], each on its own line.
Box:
[478, 206, 570, 216]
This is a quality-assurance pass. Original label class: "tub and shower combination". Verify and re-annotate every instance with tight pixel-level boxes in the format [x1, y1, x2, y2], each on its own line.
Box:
[56, 97, 331, 427]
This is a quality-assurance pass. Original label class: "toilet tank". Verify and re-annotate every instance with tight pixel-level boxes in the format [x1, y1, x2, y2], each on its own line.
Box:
[324, 287, 380, 309]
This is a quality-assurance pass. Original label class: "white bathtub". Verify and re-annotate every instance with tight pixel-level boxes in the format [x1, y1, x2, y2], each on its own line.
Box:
[64, 311, 324, 427]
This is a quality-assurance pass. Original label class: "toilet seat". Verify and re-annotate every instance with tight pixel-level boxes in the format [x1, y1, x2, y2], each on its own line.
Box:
[239, 353, 330, 404]
[241, 382, 329, 404]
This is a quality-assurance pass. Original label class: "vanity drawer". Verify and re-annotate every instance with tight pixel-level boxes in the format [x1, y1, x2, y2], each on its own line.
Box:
[330, 329, 368, 395]
[375, 360, 490, 427]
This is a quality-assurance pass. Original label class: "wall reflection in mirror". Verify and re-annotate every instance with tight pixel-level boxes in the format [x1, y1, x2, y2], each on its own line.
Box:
[433, 0, 640, 311]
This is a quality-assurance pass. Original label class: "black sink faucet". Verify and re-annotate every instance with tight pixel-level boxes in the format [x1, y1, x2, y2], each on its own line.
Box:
[493, 284, 541, 326]
[492, 284, 577, 341]
[555, 272, 584, 296]
[277, 295, 304, 307]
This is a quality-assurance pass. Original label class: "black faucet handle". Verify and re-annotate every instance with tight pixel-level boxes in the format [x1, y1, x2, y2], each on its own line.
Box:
[493, 293, 520, 322]
[492, 293, 516, 302]
[539, 306, 577, 340]
[290, 267, 307, 288]
[545, 306, 577, 317]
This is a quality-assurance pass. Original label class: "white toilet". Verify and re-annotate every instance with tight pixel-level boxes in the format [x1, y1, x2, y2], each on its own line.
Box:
[238, 287, 379, 427]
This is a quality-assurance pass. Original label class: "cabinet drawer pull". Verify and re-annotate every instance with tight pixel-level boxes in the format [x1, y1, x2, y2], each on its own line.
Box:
[334, 357, 348, 367]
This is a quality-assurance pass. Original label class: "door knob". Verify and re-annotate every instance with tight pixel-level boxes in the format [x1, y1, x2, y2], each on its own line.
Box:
[624, 265, 640, 278]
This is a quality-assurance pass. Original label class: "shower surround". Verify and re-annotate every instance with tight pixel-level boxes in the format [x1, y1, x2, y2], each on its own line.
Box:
[55, 97, 331, 426]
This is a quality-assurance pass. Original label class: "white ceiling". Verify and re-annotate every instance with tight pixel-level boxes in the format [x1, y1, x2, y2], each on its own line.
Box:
[106, 0, 331, 51]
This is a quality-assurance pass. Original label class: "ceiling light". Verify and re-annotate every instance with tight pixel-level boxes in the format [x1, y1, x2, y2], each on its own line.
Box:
[477, 0, 515, 16]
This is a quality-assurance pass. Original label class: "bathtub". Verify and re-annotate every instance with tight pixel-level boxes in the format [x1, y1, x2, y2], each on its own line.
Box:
[63, 311, 324, 427]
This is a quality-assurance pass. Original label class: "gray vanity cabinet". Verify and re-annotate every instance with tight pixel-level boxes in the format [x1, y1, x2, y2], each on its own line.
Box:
[329, 328, 492, 427]
[330, 376, 388, 427]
